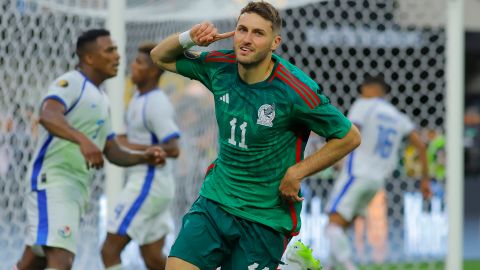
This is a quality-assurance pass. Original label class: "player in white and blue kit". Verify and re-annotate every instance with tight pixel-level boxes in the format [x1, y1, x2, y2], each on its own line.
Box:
[101, 43, 180, 270]
[15, 30, 166, 270]
[324, 76, 432, 270]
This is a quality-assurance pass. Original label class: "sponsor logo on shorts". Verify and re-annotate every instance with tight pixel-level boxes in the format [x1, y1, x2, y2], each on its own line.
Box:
[58, 225, 71, 238]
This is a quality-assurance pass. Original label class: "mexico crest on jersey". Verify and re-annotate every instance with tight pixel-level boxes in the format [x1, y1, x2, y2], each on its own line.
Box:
[257, 104, 275, 127]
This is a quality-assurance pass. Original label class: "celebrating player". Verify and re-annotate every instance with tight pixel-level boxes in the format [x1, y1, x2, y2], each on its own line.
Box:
[150, 1, 361, 269]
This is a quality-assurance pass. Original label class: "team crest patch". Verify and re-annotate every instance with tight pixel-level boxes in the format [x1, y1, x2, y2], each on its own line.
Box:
[257, 104, 275, 127]
[56, 80, 68, 87]
[184, 50, 201, 59]
[58, 225, 71, 238]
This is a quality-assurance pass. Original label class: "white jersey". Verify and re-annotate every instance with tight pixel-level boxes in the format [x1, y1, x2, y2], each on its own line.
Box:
[344, 97, 414, 182]
[125, 89, 180, 177]
[105, 89, 179, 243]
[29, 70, 113, 195]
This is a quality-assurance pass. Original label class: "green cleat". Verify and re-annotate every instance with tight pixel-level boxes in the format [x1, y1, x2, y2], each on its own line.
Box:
[284, 240, 322, 270]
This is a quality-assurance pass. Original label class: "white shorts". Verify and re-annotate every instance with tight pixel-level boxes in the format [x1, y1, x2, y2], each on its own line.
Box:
[25, 185, 85, 255]
[107, 168, 175, 245]
[325, 172, 383, 222]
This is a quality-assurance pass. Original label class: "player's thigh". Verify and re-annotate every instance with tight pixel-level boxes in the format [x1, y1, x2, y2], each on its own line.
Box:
[221, 220, 287, 270]
[44, 246, 74, 269]
[139, 236, 166, 268]
[16, 246, 47, 270]
[102, 232, 131, 256]
[169, 198, 226, 269]
[139, 236, 165, 258]
[25, 188, 82, 255]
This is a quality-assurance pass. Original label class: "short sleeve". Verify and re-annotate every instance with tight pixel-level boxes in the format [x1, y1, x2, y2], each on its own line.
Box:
[293, 96, 352, 140]
[43, 77, 84, 112]
[347, 99, 373, 127]
[399, 113, 415, 136]
[145, 94, 180, 143]
[104, 115, 115, 141]
[176, 51, 213, 89]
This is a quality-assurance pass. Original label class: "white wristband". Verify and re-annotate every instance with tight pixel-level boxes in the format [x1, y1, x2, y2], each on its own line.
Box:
[179, 30, 196, 49]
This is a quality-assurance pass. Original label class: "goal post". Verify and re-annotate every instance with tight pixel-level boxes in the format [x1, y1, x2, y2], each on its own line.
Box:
[446, 0, 465, 269]
[105, 0, 126, 223]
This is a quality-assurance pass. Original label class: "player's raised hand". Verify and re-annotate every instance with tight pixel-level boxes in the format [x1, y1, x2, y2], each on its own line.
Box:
[79, 137, 104, 169]
[144, 146, 167, 166]
[279, 167, 304, 203]
[190, 22, 234, 46]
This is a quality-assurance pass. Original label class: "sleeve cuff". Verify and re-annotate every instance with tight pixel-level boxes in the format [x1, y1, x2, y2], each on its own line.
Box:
[106, 133, 116, 141]
[161, 132, 181, 143]
[43, 95, 67, 111]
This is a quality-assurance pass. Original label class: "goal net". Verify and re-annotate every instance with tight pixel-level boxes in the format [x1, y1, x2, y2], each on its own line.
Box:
[0, 0, 447, 269]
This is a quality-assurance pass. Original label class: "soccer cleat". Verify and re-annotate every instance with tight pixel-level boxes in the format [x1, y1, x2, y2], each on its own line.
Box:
[284, 240, 322, 270]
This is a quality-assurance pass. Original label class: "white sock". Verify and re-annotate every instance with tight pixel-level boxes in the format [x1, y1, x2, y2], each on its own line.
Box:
[325, 223, 357, 270]
[105, 264, 123, 270]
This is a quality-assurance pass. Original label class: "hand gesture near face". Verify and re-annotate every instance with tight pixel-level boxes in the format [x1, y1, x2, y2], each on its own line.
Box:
[190, 22, 234, 47]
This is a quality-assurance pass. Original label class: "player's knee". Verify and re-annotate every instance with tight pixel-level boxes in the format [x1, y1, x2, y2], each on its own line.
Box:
[329, 212, 349, 228]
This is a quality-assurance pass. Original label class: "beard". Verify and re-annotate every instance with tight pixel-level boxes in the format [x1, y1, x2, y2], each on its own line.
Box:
[235, 46, 271, 67]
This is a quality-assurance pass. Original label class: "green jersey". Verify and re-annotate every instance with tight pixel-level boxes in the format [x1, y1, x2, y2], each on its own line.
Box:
[176, 50, 351, 235]
[28, 70, 114, 198]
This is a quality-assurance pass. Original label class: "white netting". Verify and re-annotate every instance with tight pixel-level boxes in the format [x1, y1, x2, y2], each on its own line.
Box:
[0, 0, 447, 269]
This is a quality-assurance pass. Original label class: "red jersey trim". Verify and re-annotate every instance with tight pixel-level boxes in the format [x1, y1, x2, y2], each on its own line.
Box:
[287, 136, 303, 235]
[275, 71, 314, 109]
[205, 51, 236, 63]
[204, 163, 215, 178]
[288, 202, 299, 236]
[278, 65, 321, 106]
[205, 58, 236, 63]
[206, 51, 236, 59]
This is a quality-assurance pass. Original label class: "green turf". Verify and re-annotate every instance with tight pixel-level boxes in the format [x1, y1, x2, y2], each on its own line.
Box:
[353, 260, 480, 270]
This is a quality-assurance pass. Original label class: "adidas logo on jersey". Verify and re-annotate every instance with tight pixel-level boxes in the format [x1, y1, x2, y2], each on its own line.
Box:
[219, 93, 229, 104]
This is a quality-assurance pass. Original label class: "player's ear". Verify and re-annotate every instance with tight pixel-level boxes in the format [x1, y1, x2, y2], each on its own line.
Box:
[83, 53, 95, 65]
[271, 35, 281, 51]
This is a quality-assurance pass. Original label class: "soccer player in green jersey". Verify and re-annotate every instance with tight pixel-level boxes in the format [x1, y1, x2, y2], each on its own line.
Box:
[15, 29, 166, 270]
[151, 2, 361, 270]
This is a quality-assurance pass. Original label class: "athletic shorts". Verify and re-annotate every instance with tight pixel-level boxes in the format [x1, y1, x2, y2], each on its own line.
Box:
[25, 185, 85, 255]
[325, 172, 383, 222]
[169, 196, 290, 270]
[107, 169, 174, 245]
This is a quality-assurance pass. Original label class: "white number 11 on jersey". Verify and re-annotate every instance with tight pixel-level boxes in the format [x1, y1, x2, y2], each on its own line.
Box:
[228, 117, 248, 149]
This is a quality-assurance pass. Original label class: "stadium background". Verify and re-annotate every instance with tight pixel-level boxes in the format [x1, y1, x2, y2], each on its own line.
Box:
[0, 0, 479, 269]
